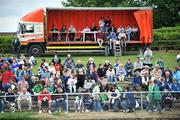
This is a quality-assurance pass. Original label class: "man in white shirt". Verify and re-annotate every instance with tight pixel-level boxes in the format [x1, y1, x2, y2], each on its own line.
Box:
[144, 47, 153, 58]
[118, 30, 127, 47]
[17, 88, 32, 111]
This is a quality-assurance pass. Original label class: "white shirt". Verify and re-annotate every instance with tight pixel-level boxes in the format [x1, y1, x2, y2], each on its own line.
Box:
[177, 54, 180, 59]
[18, 91, 32, 101]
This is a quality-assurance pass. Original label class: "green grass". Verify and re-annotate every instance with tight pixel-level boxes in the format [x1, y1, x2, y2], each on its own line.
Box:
[0, 112, 38, 120]
[32, 51, 178, 74]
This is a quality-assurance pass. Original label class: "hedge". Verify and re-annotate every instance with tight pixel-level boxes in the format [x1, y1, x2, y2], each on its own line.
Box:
[153, 26, 180, 40]
[0, 35, 14, 53]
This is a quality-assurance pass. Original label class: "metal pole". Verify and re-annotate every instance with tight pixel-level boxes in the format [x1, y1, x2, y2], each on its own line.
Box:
[141, 92, 143, 111]
[66, 93, 69, 113]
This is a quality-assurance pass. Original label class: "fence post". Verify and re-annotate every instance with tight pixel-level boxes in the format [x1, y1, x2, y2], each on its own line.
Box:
[66, 93, 69, 113]
[141, 92, 143, 111]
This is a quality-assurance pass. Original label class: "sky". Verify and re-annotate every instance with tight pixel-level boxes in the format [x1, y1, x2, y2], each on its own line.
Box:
[0, 0, 65, 32]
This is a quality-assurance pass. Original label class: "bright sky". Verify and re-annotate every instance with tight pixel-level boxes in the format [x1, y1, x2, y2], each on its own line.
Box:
[0, 0, 65, 32]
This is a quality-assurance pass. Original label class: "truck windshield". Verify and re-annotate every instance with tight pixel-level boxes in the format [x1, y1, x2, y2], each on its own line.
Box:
[19, 23, 34, 34]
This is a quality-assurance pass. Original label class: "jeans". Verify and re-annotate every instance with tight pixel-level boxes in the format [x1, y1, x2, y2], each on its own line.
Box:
[74, 99, 84, 112]
[100, 27, 105, 32]
[2, 84, 11, 92]
[108, 75, 117, 83]
[126, 32, 131, 41]
[109, 99, 119, 110]
[105, 45, 110, 56]
[52, 99, 67, 112]
[93, 100, 102, 112]
[0, 100, 5, 112]
[69, 85, 76, 93]
[148, 98, 162, 112]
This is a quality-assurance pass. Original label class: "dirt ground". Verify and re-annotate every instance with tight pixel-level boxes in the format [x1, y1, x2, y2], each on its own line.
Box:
[31, 111, 180, 120]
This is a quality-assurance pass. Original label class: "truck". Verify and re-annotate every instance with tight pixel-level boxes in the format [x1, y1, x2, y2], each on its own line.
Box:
[17, 7, 153, 56]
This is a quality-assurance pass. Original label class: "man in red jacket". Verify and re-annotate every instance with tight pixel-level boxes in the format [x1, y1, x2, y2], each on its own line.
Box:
[2, 67, 16, 92]
[38, 87, 52, 114]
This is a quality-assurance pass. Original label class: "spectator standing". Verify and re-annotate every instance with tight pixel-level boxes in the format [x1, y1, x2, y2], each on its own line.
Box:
[11, 37, 20, 58]
[104, 16, 111, 32]
[99, 17, 105, 32]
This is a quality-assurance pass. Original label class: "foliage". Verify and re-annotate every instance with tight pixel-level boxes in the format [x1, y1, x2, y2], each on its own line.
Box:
[0, 35, 14, 53]
[61, 0, 180, 28]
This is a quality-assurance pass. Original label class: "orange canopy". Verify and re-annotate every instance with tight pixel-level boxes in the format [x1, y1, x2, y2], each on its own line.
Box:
[21, 8, 44, 23]
[134, 10, 153, 44]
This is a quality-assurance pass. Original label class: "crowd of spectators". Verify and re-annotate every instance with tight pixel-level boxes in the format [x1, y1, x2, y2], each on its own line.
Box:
[0, 49, 180, 114]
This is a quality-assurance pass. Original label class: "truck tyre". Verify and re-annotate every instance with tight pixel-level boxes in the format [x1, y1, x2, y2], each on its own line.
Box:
[28, 44, 43, 56]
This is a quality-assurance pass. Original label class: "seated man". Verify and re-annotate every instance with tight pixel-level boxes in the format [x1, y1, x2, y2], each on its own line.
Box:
[117, 30, 127, 47]
[68, 25, 76, 41]
[81, 25, 91, 41]
[38, 87, 52, 114]
[52, 87, 67, 113]
[4, 88, 16, 113]
[131, 71, 142, 91]
[120, 87, 136, 112]
[17, 88, 32, 111]
[107, 30, 117, 50]
[60, 25, 67, 41]
[107, 85, 120, 112]
[131, 25, 139, 40]
[50, 25, 58, 41]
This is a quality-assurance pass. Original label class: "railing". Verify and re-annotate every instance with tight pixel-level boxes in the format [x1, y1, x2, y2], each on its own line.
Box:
[0, 91, 179, 113]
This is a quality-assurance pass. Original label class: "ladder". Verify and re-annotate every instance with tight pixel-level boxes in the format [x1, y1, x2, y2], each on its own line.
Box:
[114, 41, 122, 57]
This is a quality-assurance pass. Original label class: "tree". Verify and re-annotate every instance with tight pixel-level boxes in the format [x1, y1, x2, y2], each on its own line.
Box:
[61, 0, 180, 28]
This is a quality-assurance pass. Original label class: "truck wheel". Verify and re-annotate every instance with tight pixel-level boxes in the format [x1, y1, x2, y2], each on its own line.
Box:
[28, 44, 43, 56]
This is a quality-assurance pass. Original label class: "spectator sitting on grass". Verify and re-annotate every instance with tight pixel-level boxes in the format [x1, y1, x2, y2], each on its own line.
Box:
[144, 47, 153, 58]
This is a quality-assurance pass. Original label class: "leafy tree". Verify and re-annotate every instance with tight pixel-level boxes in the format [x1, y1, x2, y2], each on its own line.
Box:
[61, 0, 180, 28]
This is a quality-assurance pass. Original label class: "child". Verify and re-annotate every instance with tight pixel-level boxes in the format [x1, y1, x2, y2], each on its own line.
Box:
[106, 66, 116, 83]
[161, 89, 173, 111]
[67, 74, 77, 93]
[116, 64, 126, 82]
